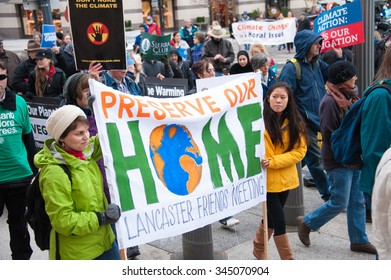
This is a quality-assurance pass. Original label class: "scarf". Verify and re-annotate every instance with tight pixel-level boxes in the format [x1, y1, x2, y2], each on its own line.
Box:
[66, 149, 86, 160]
[46, 65, 56, 80]
[326, 81, 360, 117]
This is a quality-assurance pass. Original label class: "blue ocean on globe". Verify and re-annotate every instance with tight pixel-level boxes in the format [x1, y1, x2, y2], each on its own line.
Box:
[149, 124, 203, 196]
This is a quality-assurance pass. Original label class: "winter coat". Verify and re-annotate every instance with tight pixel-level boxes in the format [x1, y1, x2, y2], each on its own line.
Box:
[179, 24, 198, 48]
[101, 71, 141, 96]
[0, 50, 21, 87]
[34, 136, 115, 260]
[27, 67, 66, 99]
[190, 43, 204, 67]
[360, 80, 391, 194]
[11, 57, 36, 94]
[142, 60, 174, 78]
[201, 38, 235, 73]
[264, 119, 307, 193]
[372, 147, 391, 260]
[278, 30, 329, 131]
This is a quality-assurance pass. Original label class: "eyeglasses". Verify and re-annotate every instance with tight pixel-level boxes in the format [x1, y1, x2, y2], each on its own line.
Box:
[0, 74, 7, 81]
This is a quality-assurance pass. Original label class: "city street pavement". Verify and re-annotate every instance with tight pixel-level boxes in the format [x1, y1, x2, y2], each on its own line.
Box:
[0, 38, 377, 261]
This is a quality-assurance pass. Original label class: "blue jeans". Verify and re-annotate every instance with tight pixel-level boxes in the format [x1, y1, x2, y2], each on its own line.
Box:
[304, 168, 369, 244]
[303, 127, 330, 200]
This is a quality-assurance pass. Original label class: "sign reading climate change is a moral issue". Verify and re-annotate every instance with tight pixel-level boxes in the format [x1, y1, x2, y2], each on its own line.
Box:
[232, 18, 297, 45]
[67, 0, 126, 70]
[313, 0, 364, 52]
[89, 74, 266, 248]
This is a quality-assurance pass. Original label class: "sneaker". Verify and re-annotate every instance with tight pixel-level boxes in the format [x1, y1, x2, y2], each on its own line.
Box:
[303, 176, 316, 188]
[126, 246, 141, 259]
[297, 216, 311, 246]
[219, 217, 240, 228]
[350, 243, 377, 255]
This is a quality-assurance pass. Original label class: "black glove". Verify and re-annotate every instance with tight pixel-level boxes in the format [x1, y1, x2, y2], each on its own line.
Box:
[96, 204, 121, 225]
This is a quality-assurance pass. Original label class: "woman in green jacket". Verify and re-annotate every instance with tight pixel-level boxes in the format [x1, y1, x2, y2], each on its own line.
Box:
[34, 105, 121, 260]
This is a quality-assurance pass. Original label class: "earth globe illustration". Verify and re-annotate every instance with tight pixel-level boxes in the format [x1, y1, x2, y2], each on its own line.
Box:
[149, 124, 203, 195]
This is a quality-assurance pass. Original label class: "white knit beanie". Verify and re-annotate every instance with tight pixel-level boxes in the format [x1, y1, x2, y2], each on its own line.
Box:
[46, 105, 87, 142]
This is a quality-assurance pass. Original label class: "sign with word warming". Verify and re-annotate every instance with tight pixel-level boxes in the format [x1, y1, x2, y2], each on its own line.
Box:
[232, 19, 297, 45]
[145, 77, 188, 98]
[313, 0, 364, 52]
[68, 0, 126, 70]
[89, 74, 266, 248]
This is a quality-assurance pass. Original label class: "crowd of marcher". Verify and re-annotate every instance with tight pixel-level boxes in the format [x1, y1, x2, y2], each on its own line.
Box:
[0, 4, 390, 260]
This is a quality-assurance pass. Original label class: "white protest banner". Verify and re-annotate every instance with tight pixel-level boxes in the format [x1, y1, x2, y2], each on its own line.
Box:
[313, 0, 364, 52]
[89, 73, 266, 249]
[232, 19, 296, 45]
[196, 73, 251, 93]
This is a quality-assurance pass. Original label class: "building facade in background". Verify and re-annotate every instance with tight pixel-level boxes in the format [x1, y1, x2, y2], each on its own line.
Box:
[0, 0, 337, 40]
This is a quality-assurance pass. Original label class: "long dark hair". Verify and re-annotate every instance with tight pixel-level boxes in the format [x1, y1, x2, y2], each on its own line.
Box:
[263, 82, 307, 152]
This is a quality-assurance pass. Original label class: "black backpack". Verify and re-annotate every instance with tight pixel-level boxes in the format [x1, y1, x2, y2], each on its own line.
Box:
[25, 165, 72, 251]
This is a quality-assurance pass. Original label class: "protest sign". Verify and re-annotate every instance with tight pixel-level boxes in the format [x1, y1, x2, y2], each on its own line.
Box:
[24, 97, 62, 151]
[313, 0, 364, 52]
[89, 73, 266, 248]
[196, 73, 250, 93]
[68, 0, 126, 70]
[145, 77, 188, 98]
[140, 33, 171, 60]
[40, 24, 56, 48]
[232, 19, 296, 45]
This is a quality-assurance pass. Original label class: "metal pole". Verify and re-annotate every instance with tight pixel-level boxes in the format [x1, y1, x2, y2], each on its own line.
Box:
[353, 0, 375, 93]
[40, 0, 53, 25]
[182, 225, 214, 260]
[283, 163, 305, 226]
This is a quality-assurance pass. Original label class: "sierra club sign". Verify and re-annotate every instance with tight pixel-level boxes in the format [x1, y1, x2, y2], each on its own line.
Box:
[140, 33, 171, 60]
[89, 74, 266, 248]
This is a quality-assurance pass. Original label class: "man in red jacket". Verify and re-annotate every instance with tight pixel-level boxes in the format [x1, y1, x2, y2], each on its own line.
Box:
[146, 16, 161, 36]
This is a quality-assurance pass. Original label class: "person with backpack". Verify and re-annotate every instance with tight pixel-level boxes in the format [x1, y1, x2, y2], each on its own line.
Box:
[360, 46, 391, 224]
[297, 61, 377, 255]
[33, 105, 122, 260]
[0, 61, 36, 259]
[278, 30, 345, 202]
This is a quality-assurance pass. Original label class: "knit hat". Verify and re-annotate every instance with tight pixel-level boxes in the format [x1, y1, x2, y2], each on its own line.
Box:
[63, 72, 87, 105]
[46, 105, 87, 142]
[327, 60, 357, 85]
[56, 32, 64, 40]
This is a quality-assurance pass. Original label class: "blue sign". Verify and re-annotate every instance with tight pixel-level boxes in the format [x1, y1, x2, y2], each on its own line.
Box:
[41, 24, 56, 48]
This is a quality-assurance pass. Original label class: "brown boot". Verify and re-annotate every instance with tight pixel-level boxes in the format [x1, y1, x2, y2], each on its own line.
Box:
[273, 234, 294, 260]
[253, 224, 274, 260]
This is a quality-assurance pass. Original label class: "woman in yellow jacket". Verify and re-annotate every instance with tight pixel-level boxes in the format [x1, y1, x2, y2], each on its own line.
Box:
[253, 82, 307, 260]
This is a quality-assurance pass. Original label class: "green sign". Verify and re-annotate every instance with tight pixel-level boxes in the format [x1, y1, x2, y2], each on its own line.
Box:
[140, 33, 171, 60]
